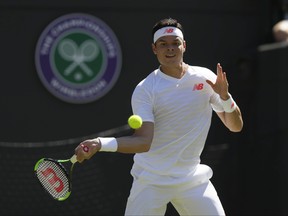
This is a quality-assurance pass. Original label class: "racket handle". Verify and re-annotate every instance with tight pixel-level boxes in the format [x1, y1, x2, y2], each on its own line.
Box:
[70, 154, 78, 163]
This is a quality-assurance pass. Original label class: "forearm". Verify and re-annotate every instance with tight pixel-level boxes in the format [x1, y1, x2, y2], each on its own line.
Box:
[218, 93, 243, 132]
[222, 106, 243, 132]
[75, 123, 154, 162]
[96, 134, 152, 154]
[106, 123, 153, 153]
[115, 135, 152, 153]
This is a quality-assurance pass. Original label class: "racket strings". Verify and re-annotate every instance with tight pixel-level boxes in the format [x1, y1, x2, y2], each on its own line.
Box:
[35, 160, 70, 199]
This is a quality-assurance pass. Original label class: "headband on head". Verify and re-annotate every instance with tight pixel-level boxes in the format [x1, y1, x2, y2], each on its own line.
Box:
[153, 26, 184, 43]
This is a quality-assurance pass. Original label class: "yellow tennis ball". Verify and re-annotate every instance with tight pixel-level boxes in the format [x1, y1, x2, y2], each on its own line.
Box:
[128, 115, 143, 129]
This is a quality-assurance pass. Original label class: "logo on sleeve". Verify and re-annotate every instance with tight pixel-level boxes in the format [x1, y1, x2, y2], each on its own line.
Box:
[35, 13, 122, 104]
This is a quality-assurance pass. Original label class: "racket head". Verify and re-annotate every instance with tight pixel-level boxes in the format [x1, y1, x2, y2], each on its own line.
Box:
[34, 158, 73, 201]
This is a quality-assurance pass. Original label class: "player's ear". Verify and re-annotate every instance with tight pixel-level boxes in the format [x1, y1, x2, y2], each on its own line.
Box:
[183, 40, 186, 52]
[152, 43, 157, 55]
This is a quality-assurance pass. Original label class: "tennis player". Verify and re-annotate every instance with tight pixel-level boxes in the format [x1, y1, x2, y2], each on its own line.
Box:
[75, 18, 243, 215]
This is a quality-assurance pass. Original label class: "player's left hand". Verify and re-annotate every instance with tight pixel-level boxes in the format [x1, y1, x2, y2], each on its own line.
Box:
[206, 63, 230, 100]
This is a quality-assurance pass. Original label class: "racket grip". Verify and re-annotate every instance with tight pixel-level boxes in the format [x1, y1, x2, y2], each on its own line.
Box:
[70, 154, 78, 163]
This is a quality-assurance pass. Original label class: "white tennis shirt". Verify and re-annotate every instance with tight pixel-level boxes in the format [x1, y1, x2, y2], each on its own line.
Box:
[131, 65, 224, 184]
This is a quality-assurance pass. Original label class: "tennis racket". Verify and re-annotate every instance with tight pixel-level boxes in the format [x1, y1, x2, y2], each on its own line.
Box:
[34, 154, 78, 201]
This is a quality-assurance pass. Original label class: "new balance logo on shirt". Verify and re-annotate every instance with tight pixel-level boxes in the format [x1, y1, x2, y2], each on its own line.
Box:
[193, 83, 204, 91]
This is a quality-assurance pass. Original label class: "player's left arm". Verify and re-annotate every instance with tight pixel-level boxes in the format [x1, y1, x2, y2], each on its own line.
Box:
[206, 63, 243, 132]
[216, 107, 243, 132]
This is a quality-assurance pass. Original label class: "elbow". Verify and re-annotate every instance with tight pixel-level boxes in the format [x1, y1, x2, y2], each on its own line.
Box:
[140, 142, 151, 152]
[230, 122, 244, 133]
[133, 131, 153, 153]
[137, 136, 153, 153]
[230, 128, 242, 133]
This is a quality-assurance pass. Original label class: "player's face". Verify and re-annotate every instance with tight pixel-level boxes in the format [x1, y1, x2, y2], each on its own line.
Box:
[152, 36, 186, 67]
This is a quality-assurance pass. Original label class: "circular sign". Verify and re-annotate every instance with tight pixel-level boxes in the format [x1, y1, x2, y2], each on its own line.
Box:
[35, 13, 122, 104]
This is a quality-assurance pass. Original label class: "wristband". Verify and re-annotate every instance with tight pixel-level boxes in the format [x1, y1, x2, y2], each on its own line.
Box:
[221, 94, 237, 113]
[98, 137, 118, 152]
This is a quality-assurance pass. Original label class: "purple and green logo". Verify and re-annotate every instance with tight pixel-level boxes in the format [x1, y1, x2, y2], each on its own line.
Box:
[35, 13, 122, 104]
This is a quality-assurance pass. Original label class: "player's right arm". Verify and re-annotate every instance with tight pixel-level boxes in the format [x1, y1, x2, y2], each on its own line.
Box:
[74, 122, 154, 163]
[75, 75, 155, 162]
[116, 121, 154, 153]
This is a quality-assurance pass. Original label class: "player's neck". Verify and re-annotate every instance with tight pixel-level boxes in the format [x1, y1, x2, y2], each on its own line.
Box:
[160, 62, 188, 79]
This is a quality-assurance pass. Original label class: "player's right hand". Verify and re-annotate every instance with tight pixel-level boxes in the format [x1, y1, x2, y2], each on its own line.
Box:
[74, 138, 101, 163]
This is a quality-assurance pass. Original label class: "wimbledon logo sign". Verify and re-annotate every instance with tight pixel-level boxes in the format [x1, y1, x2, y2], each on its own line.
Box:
[35, 13, 122, 104]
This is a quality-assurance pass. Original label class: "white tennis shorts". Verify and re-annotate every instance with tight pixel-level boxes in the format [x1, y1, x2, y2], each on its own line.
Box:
[125, 165, 225, 216]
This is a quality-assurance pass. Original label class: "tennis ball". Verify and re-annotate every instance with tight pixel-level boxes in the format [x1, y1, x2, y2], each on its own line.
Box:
[128, 115, 143, 129]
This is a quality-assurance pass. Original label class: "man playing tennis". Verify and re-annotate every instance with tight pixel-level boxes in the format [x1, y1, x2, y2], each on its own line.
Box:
[75, 18, 243, 215]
